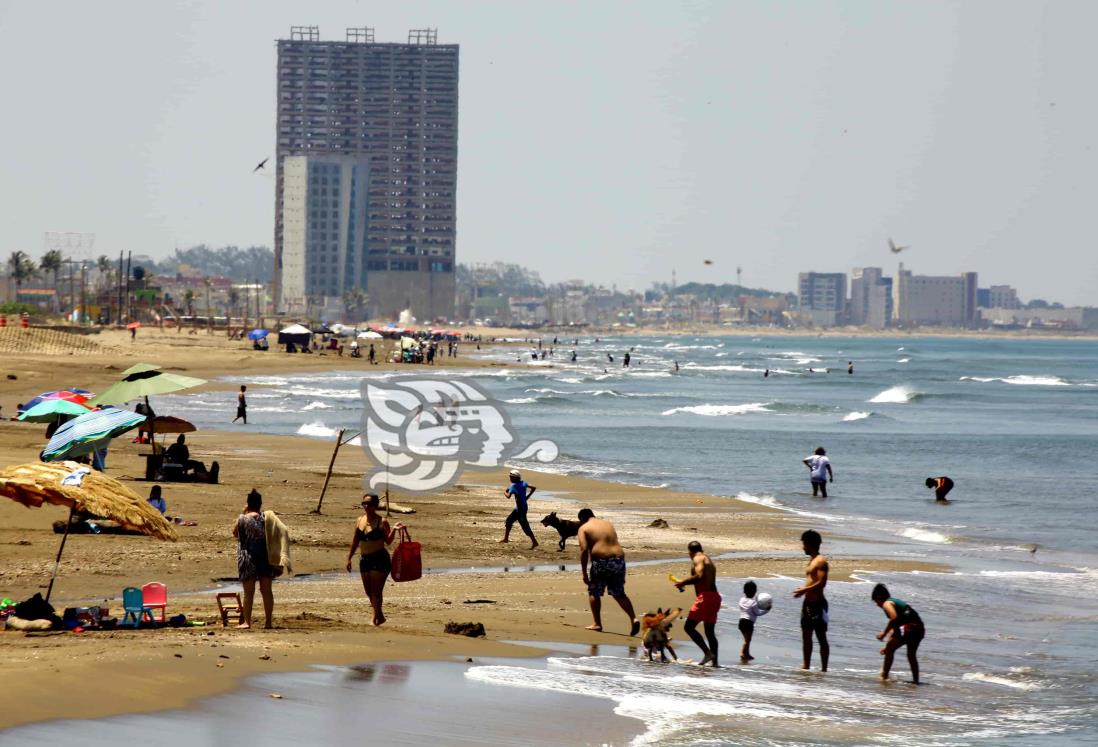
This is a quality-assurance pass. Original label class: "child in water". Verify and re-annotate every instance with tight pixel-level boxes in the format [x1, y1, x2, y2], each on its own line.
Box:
[738, 580, 770, 662]
[872, 583, 925, 684]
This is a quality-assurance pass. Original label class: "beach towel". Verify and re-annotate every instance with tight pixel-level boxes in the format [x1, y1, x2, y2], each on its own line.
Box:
[263, 510, 293, 577]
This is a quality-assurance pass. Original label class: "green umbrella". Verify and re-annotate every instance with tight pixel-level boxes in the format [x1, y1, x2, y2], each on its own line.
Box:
[17, 399, 91, 423]
[86, 364, 207, 407]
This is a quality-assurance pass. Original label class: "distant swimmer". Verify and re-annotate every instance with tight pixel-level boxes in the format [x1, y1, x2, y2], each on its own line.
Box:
[803, 447, 833, 498]
[607, 353, 614, 363]
[872, 583, 924, 684]
[674, 360, 680, 372]
[925, 476, 954, 502]
[847, 361, 854, 375]
[623, 352, 631, 367]
[764, 368, 770, 378]
[571, 350, 577, 362]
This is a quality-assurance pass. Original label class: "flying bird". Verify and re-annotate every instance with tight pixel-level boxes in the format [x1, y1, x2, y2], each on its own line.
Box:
[703, 259, 714, 265]
[888, 238, 910, 254]
[253, 157, 269, 173]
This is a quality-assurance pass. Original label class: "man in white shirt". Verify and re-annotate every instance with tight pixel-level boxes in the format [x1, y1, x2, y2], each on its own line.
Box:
[803, 447, 834, 497]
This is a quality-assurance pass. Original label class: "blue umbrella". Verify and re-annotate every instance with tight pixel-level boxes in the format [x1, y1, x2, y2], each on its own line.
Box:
[41, 407, 146, 462]
[248, 328, 269, 341]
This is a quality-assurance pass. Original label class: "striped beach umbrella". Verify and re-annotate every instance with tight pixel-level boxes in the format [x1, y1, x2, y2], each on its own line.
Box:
[41, 407, 146, 462]
[19, 389, 93, 414]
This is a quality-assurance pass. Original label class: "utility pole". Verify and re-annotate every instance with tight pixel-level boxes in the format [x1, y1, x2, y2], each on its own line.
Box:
[205, 277, 212, 334]
[79, 262, 87, 326]
[117, 251, 124, 325]
[124, 251, 132, 322]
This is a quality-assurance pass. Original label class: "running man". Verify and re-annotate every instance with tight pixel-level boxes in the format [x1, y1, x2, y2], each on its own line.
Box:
[803, 447, 833, 497]
[792, 529, 830, 671]
[578, 508, 639, 636]
[232, 385, 248, 424]
[925, 476, 954, 502]
[499, 469, 538, 549]
[872, 583, 925, 684]
[675, 540, 721, 666]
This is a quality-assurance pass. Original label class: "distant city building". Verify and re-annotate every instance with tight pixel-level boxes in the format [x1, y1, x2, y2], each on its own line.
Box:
[980, 306, 1098, 330]
[798, 272, 847, 326]
[987, 285, 1020, 309]
[279, 155, 370, 315]
[848, 267, 893, 329]
[893, 263, 978, 327]
[274, 27, 458, 320]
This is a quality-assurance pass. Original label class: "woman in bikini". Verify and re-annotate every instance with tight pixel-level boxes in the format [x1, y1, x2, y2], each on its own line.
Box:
[345, 493, 403, 626]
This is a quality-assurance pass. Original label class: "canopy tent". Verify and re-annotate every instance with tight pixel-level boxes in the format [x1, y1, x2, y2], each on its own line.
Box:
[278, 324, 312, 348]
[0, 461, 177, 601]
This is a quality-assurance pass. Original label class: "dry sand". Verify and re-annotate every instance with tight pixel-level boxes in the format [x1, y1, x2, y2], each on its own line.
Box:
[0, 328, 944, 730]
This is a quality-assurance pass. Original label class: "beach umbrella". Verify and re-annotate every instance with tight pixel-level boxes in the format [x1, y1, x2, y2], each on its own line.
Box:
[248, 328, 269, 341]
[126, 322, 141, 330]
[400, 336, 420, 350]
[19, 389, 93, 413]
[86, 363, 207, 407]
[138, 416, 196, 434]
[0, 461, 177, 601]
[42, 407, 146, 462]
[16, 399, 92, 423]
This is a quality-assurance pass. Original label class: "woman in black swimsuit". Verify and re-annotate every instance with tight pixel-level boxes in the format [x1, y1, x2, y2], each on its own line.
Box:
[345, 493, 401, 626]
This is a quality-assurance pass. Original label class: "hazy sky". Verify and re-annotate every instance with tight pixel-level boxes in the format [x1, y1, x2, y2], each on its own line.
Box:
[2, 1, 1095, 304]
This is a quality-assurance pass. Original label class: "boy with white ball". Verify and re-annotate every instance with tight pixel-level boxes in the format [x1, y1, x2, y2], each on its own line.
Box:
[738, 580, 772, 662]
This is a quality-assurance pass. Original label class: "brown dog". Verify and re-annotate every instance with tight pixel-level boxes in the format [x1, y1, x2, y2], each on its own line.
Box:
[641, 607, 681, 662]
[540, 511, 581, 551]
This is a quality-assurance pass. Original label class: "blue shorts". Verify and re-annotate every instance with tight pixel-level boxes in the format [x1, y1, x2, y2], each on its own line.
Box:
[587, 556, 627, 597]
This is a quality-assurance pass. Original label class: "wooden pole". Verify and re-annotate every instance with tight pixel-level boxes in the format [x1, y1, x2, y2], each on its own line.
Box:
[313, 429, 359, 514]
[45, 506, 75, 603]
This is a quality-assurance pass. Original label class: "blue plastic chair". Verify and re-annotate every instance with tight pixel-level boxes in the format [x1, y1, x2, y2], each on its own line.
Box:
[121, 586, 155, 628]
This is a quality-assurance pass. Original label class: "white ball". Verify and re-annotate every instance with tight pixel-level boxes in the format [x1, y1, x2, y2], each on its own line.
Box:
[756, 592, 773, 611]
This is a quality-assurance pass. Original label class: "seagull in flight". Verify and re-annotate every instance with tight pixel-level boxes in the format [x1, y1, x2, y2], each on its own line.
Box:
[252, 157, 270, 173]
[888, 238, 910, 254]
[703, 259, 714, 265]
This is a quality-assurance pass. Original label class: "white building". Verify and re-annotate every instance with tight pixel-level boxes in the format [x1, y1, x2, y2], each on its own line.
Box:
[278, 155, 370, 316]
[893, 264, 978, 327]
[849, 267, 892, 329]
[988, 285, 1020, 309]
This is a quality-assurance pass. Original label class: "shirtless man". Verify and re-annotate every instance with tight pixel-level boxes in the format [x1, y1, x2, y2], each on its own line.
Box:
[675, 540, 721, 666]
[792, 529, 830, 671]
[577, 508, 640, 636]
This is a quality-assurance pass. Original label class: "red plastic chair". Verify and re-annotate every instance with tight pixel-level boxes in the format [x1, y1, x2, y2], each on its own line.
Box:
[141, 582, 168, 622]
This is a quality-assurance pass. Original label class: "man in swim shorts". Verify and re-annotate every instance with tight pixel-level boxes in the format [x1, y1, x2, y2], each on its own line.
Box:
[578, 508, 639, 636]
[925, 476, 954, 502]
[675, 540, 722, 666]
[793, 529, 830, 671]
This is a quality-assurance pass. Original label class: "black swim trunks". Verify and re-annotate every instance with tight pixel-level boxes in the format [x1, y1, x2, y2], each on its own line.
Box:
[800, 598, 829, 633]
[359, 548, 391, 575]
[895, 622, 925, 647]
[587, 556, 627, 597]
[738, 618, 755, 635]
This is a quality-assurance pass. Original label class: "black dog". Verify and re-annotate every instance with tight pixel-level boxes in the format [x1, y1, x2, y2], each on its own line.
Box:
[540, 511, 581, 552]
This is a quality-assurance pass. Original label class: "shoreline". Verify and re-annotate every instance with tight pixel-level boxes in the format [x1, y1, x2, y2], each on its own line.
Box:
[0, 329, 947, 731]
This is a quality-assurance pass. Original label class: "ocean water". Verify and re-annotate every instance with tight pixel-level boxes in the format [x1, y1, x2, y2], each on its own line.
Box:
[146, 335, 1098, 744]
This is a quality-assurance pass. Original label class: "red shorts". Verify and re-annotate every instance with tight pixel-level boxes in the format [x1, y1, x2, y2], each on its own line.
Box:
[688, 591, 722, 624]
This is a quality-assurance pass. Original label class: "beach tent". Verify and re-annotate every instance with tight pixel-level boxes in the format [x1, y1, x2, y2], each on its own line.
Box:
[0, 461, 176, 601]
[278, 324, 312, 348]
[358, 330, 383, 339]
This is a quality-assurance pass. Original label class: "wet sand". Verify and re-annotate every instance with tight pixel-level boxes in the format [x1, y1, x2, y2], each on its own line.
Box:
[0, 330, 944, 730]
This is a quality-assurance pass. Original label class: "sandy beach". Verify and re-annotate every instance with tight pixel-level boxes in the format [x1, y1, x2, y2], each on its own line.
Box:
[0, 327, 945, 730]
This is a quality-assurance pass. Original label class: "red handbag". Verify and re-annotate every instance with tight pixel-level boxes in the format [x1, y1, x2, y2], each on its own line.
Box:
[390, 526, 422, 582]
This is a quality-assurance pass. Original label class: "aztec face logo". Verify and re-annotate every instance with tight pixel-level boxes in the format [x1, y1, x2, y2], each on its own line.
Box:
[360, 377, 558, 492]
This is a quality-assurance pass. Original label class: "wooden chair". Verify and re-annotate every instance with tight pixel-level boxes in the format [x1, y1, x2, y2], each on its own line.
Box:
[216, 592, 243, 627]
[141, 581, 168, 622]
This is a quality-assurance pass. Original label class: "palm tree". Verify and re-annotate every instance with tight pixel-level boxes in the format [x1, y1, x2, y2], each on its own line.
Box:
[342, 287, 369, 321]
[40, 250, 64, 290]
[96, 254, 112, 294]
[7, 250, 37, 293]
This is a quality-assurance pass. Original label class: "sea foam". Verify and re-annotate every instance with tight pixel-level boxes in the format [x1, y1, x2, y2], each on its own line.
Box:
[662, 403, 771, 416]
[869, 385, 919, 403]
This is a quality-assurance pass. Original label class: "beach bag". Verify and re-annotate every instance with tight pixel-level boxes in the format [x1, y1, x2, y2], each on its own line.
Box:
[390, 526, 422, 582]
